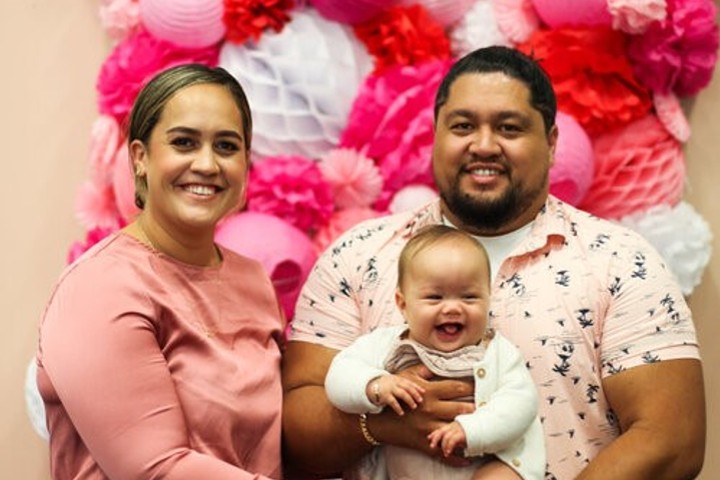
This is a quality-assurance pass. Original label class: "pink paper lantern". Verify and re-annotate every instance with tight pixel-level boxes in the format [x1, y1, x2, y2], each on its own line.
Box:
[215, 211, 318, 321]
[549, 111, 594, 206]
[308, 0, 399, 24]
[578, 114, 686, 220]
[139, 0, 225, 48]
[531, 0, 612, 27]
[398, 0, 477, 27]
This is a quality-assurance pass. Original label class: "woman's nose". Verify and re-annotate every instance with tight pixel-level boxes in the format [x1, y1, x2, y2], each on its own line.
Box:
[191, 145, 220, 173]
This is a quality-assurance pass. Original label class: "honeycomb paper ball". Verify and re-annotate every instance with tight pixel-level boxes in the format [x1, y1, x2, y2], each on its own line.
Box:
[308, 0, 398, 24]
[215, 211, 318, 320]
[531, 0, 612, 27]
[219, 8, 372, 161]
[578, 115, 686, 220]
[398, 0, 477, 27]
[139, 0, 225, 48]
[388, 184, 438, 214]
[549, 111, 594, 206]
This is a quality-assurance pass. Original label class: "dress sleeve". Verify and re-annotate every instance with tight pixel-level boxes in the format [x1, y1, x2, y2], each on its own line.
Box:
[599, 234, 699, 377]
[325, 328, 397, 415]
[39, 265, 274, 480]
[456, 337, 539, 457]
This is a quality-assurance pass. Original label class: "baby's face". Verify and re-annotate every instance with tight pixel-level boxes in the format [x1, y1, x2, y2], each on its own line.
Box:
[396, 240, 491, 352]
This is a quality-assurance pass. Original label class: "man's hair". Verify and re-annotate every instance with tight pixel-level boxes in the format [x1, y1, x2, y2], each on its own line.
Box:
[434, 46, 557, 134]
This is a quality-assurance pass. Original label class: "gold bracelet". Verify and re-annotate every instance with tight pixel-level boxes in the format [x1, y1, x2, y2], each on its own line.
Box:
[358, 413, 381, 446]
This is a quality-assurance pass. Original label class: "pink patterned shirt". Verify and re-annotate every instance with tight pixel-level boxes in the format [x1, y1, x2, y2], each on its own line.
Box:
[290, 196, 699, 479]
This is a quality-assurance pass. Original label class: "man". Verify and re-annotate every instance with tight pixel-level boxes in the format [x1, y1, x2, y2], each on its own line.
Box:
[282, 46, 705, 479]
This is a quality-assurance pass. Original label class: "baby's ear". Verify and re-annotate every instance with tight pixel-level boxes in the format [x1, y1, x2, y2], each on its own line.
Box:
[394, 288, 406, 311]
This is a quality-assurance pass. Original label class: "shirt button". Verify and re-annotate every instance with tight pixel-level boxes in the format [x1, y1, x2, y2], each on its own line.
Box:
[512, 458, 521, 467]
[476, 368, 486, 379]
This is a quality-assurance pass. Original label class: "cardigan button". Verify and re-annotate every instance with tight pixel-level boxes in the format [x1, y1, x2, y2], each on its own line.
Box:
[512, 458, 521, 467]
[476, 368, 486, 379]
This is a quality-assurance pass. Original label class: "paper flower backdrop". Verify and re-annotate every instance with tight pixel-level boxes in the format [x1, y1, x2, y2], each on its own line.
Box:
[73, 0, 718, 321]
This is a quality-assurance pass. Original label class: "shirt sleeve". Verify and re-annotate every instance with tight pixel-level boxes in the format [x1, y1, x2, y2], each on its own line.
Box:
[599, 233, 700, 377]
[39, 264, 274, 480]
[324, 328, 397, 415]
[456, 337, 539, 457]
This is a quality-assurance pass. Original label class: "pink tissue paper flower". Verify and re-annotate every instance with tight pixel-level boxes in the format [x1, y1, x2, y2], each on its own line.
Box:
[578, 114, 686, 220]
[341, 60, 452, 210]
[627, 0, 719, 96]
[75, 181, 124, 231]
[97, 28, 219, 125]
[246, 155, 334, 234]
[607, 0, 667, 34]
[319, 148, 383, 209]
[87, 115, 122, 186]
[100, 0, 141, 40]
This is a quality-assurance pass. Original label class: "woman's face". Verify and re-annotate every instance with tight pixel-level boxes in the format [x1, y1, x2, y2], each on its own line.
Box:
[131, 83, 249, 235]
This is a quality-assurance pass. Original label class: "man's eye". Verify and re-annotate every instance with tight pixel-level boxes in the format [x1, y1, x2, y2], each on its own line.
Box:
[499, 124, 522, 133]
[450, 122, 472, 131]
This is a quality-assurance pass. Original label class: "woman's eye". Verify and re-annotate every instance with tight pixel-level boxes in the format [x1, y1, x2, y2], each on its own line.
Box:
[216, 140, 240, 153]
[170, 137, 195, 149]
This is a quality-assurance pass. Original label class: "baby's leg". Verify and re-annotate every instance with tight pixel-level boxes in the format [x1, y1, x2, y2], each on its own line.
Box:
[471, 458, 522, 480]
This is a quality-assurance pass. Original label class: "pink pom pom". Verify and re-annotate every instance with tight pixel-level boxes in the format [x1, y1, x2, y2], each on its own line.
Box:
[341, 60, 451, 210]
[627, 0, 719, 97]
[549, 111, 594, 206]
[246, 155, 334, 234]
[397, 0, 476, 28]
[388, 184, 438, 214]
[67, 227, 117, 265]
[308, 0, 397, 24]
[313, 207, 382, 253]
[75, 181, 124, 230]
[653, 92, 691, 142]
[492, 0, 540, 43]
[100, 0, 141, 40]
[319, 148, 383, 209]
[111, 146, 141, 222]
[578, 115, 686, 220]
[531, 0, 612, 27]
[215, 211, 318, 321]
[87, 115, 121, 186]
[97, 28, 219, 124]
[139, 0, 226, 48]
[607, 0, 667, 34]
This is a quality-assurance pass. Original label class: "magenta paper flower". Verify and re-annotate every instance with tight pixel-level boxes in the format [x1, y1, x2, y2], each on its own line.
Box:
[96, 28, 219, 125]
[340, 59, 452, 210]
[627, 0, 719, 96]
[67, 227, 118, 265]
[319, 148, 383, 209]
[246, 156, 334, 234]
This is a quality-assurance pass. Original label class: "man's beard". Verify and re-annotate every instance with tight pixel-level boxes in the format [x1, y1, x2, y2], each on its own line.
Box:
[439, 173, 547, 233]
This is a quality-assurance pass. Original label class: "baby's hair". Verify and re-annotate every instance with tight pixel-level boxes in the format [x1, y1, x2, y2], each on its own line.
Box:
[397, 225, 491, 290]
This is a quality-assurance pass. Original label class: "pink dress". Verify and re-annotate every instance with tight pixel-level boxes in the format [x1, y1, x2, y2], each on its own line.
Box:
[37, 233, 284, 479]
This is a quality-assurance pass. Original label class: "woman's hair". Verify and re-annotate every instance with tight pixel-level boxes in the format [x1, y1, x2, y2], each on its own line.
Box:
[127, 64, 252, 209]
[434, 46, 557, 135]
[397, 224, 491, 290]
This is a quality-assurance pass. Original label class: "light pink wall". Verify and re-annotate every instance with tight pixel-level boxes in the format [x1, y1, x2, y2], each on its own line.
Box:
[1, 2, 717, 479]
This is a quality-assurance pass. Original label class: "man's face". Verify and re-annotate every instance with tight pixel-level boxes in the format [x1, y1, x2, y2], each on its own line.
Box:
[432, 72, 558, 236]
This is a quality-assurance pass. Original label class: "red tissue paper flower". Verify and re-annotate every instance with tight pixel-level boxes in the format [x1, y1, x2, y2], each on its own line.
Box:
[627, 0, 719, 97]
[578, 114, 686, 220]
[223, 0, 295, 44]
[340, 60, 451, 210]
[97, 28, 219, 125]
[353, 4, 450, 74]
[246, 155, 334, 234]
[518, 27, 652, 137]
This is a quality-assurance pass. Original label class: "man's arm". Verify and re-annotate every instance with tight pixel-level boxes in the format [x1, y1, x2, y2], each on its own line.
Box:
[282, 341, 475, 477]
[577, 359, 705, 480]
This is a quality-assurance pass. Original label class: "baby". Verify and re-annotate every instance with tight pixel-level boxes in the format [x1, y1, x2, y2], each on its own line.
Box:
[325, 225, 545, 479]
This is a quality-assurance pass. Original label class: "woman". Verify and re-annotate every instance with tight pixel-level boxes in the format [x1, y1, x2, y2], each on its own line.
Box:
[36, 64, 284, 479]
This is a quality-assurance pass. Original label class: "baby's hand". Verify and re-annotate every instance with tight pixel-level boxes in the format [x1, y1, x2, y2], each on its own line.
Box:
[366, 374, 425, 416]
[427, 421, 467, 458]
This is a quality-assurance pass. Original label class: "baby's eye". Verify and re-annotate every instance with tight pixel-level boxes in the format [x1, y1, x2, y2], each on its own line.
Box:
[424, 294, 442, 300]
